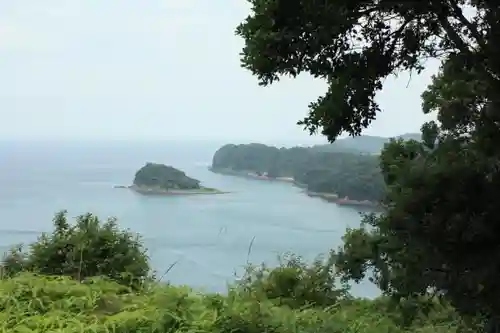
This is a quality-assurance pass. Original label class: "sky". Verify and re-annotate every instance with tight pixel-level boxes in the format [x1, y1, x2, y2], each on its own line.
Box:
[0, 0, 437, 143]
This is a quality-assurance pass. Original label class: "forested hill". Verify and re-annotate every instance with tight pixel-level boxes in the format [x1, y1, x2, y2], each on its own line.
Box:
[211, 143, 386, 202]
[311, 133, 421, 154]
[133, 163, 201, 190]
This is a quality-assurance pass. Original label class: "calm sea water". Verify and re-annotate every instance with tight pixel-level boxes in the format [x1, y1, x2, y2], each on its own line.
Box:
[0, 140, 378, 297]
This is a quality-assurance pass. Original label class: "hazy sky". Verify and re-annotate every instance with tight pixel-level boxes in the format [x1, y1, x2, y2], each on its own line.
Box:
[0, 1, 437, 143]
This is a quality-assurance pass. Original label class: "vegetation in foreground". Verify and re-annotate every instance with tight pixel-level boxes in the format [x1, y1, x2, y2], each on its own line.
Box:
[1, 0, 498, 331]
[0, 211, 474, 332]
[236, 0, 500, 330]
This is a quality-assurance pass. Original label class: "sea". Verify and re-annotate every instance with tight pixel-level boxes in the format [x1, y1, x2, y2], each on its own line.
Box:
[0, 139, 379, 298]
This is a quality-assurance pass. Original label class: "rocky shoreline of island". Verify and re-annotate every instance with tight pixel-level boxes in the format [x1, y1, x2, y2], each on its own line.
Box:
[116, 163, 229, 196]
[114, 184, 229, 195]
[209, 167, 382, 209]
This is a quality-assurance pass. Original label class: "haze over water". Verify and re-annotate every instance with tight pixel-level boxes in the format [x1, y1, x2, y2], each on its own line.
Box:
[0, 140, 378, 297]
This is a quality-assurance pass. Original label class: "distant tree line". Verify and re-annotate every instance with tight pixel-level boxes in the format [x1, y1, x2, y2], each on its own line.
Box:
[211, 143, 386, 202]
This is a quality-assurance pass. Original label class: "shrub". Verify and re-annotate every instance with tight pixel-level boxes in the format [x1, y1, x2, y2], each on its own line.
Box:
[0, 273, 199, 332]
[233, 251, 349, 309]
[0, 209, 474, 332]
[0, 273, 399, 333]
[2, 210, 150, 288]
[0, 272, 466, 333]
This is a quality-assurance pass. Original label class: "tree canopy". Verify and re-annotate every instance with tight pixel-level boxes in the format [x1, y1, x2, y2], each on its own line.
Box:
[237, 0, 500, 326]
[133, 163, 201, 190]
[212, 143, 385, 201]
[236, 0, 500, 141]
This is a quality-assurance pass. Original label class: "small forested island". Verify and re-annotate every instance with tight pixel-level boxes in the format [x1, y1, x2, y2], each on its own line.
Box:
[210, 140, 391, 207]
[117, 162, 226, 195]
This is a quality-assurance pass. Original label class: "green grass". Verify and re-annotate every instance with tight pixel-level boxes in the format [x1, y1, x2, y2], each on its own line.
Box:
[0, 211, 476, 332]
[0, 272, 469, 333]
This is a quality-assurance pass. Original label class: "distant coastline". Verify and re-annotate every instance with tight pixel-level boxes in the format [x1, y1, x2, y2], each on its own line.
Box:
[114, 184, 229, 196]
[209, 167, 381, 209]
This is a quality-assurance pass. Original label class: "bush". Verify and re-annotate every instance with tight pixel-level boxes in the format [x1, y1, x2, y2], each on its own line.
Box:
[0, 210, 475, 332]
[1, 210, 150, 288]
[0, 273, 435, 333]
[233, 251, 349, 309]
[0, 273, 198, 332]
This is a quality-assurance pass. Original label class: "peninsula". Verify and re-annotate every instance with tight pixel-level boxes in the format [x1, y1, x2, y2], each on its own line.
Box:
[210, 141, 389, 209]
[116, 162, 226, 195]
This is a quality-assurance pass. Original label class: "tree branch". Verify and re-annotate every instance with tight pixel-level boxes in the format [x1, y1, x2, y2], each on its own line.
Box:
[448, 0, 485, 50]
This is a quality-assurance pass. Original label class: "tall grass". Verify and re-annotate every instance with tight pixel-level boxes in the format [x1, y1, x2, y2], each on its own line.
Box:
[0, 211, 477, 332]
[0, 272, 460, 333]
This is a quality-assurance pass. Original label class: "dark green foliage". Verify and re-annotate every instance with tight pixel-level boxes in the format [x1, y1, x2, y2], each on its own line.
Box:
[212, 143, 312, 177]
[212, 143, 385, 201]
[236, 0, 500, 326]
[134, 162, 201, 190]
[334, 56, 500, 323]
[2, 210, 150, 288]
[235, 0, 499, 141]
[336, 127, 500, 319]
